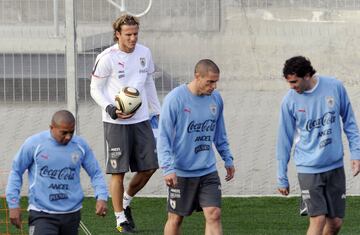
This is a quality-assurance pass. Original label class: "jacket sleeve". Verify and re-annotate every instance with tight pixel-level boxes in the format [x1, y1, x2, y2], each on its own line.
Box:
[276, 98, 295, 188]
[90, 54, 113, 110]
[157, 94, 176, 176]
[6, 141, 35, 208]
[145, 73, 161, 115]
[81, 141, 109, 201]
[213, 95, 233, 167]
[339, 83, 360, 160]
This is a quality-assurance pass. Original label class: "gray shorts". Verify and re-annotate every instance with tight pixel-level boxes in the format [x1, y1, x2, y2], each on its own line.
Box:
[28, 210, 81, 235]
[167, 171, 222, 216]
[104, 121, 158, 173]
[298, 167, 346, 218]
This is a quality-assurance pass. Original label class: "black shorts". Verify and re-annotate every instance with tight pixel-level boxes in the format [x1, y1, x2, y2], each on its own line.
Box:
[104, 121, 159, 173]
[167, 171, 222, 216]
[28, 210, 81, 235]
[298, 167, 346, 218]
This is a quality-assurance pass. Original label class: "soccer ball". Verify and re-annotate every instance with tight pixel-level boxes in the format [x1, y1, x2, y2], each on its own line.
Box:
[115, 87, 142, 115]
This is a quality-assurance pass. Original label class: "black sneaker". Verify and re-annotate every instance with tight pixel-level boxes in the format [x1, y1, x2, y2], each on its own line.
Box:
[116, 221, 135, 233]
[124, 206, 135, 229]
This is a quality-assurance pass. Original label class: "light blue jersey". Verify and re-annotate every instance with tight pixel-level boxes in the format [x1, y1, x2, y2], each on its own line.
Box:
[157, 84, 233, 177]
[277, 76, 360, 188]
[6, 130, 108, 213]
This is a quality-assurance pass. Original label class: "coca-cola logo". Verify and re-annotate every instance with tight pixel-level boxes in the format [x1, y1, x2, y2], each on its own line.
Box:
[39, 166, 75, 180]
[306, 111, 336, 132]
[187, 120, 216, 133]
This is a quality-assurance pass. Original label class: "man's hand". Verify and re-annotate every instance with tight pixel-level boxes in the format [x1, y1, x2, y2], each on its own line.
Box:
[95, 200, 108, 217]
[225, 166, 235, 181]
[164, 173, 177, 188]
[352, 159, 360, 176]
[278, 187, 290, 196]
[9, 208, 22, 229]
[115, 110, 135, 119]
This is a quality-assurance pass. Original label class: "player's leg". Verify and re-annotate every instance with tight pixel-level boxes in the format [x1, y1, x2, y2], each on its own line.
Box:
[128, 121, 158, 194]
[166, 175, 199, 234]
[164, 212, 184, 235]
[323, 217, 342, 235]
[198, 172, 222, 235]
[104, 122, 133, 233]
[110, 173, 125, 215]
[126, 169, 157, 197]
[307, 215, 326, 235]
[323, 167, 346, 235]
[298, 172, 328, 234]
[124, 121, 158, 228]
[203, 207, 222, 235]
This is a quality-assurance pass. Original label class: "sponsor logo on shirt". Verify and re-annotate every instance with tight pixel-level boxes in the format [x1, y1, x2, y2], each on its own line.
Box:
[48, 183, 69, 190]
[305, 111, 336, 132]
[39, 166, 75, 180]
[187, 120, 216, 133]
[194, 144, 210, 153]
[118, 62, 125, 79]
[49, 193, 69, 201]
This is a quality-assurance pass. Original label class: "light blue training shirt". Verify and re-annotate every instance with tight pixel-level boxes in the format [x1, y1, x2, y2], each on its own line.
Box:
[6, 130, 108, 213]
[277, 76, 360, 188]
[157, 84, 234, 178]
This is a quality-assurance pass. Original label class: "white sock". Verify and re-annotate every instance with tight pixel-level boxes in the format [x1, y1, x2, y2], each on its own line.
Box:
[123, 192, 133, 208]
[115, 211, 127, 226]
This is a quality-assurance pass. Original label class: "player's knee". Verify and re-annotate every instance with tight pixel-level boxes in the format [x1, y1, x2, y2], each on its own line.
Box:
[328, 218, 343, 232]
[111, 174, 125, 183]
[309, 215, 326, 228]
[142, 169, 157, 177]
[167, 213, 183, 227]
[205, 207, 221, 223]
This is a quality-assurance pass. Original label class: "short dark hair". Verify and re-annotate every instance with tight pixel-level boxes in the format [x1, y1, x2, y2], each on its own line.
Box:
[51, 110, 75, 126]
[112, 14, 139, 42]
[283, 56, 316, 78]
[194, 59, 220, 76]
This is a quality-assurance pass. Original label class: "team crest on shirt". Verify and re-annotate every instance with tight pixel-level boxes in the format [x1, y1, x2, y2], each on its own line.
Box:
[140, 57, 146, 67]
[209, 103, 217, 116]
[326, 96, 335, 108]
[71, 152, 80, 164]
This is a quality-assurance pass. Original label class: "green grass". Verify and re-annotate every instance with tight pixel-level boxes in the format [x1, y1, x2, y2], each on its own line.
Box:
[2, 196, 360, 234]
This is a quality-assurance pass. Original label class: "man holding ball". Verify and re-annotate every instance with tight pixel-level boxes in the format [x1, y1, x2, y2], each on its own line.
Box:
[90, 14, 161, 233]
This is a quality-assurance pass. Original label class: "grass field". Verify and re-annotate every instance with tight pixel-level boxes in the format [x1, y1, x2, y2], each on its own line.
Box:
[2, 196, 360, 234]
